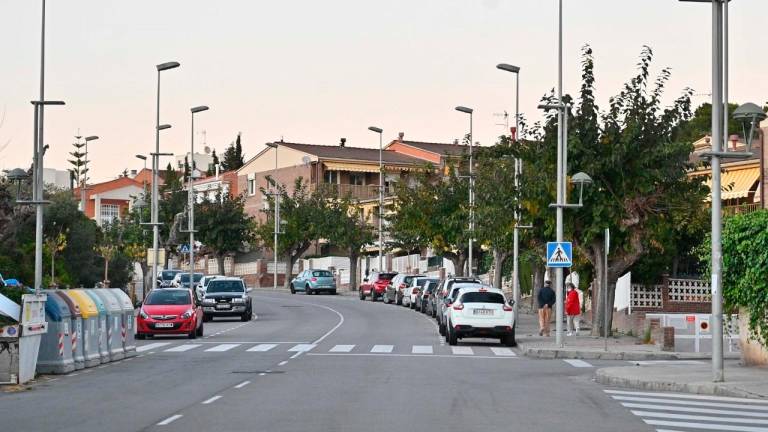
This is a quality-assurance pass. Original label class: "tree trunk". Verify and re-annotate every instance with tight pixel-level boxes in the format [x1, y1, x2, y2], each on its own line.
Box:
[447, 253, 467, 277]
[284, 252, 297, 290]
[140, 262, 149, 300]
[216, 254, 225, 275]
[348, 251, 359, 292]
[532, 261, 544, 310]
[491, 247, 509, 290]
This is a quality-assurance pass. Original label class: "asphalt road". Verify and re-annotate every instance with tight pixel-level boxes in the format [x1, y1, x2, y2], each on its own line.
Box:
[0, 292, 692, 432]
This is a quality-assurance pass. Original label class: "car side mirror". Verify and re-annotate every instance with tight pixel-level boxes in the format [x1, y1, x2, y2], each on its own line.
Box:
[134, 300, 142, 308]
[246, 288, 253, 293]
[508, 299, 516, 306]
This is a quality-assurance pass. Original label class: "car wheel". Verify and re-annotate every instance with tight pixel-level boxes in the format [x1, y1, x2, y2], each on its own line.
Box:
[503, 327, 517, 347]
[370, 291, 377, 302]
[448, 324, 458, 346]
[188, 327, 197, 339]
[197, 322, 204, 337]
[136, 333, 145, 340]
[290, 284, 296, 295]
[410, 301, 416, 310]
[330, 290, 337, 295]
[359, 290, 365, 300]
[396, 294, 402, 306]
[203, 313, 211, 322]
[438, 322, 446, 336]
[306, 285, 313, 295]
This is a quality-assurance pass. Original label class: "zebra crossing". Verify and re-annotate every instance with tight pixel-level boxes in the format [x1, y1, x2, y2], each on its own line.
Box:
[135, 341, 519, 358]
[606, 389, 768, 432]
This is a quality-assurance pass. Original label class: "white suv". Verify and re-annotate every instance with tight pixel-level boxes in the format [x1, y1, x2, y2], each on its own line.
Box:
[443, 286, 516, 347]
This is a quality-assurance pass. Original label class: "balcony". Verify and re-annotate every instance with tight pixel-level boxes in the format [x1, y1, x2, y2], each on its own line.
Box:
[723, 202, 761, 217]
[313, 183, 394, 201]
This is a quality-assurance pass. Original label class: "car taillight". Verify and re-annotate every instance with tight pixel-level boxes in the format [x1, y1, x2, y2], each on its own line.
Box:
[453, 304, 464, 310]
[311, 277, 317, 282]
[399, 283, 406, 289]
[503, 305, 513, 312]
[413, 289, 420, 295]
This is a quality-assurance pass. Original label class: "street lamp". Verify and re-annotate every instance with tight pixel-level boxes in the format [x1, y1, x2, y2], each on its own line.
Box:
[265, 142, 280, 289]
[455, 106, 474, 276]
[79, 135, 99, 212]
[5, 168, 29, 201]
[150, 60, 179, 291]
[184, 105, 209, 294]
[497, 62, 524, 319]
[368, 126, 384, 273]
[733, 103, 767, 149]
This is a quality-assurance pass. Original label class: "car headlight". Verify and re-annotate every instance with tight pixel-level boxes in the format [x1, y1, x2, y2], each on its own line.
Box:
[232, 297, 245, 304]
[181, 309, 193, 319]
[202, 298, 215, 305]
[139, 309, 149, 319]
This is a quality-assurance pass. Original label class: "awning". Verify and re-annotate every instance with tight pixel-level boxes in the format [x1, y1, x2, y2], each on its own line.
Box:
[704, 167, 760, 201]
[324, 162, 379, 173]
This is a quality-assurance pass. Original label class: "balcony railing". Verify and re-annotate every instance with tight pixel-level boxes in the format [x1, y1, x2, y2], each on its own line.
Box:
[313, 183, 394, 201]
[723, 202, 760, 217]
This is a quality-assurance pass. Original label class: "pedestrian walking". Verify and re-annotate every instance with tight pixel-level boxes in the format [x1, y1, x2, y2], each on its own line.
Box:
[565, 282, 581, 336]
[537, 280, 556, 337]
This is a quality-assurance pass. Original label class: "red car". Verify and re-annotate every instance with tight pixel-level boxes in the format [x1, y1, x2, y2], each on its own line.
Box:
[136, 288, 204, 339]
[359, 272, 397, 302]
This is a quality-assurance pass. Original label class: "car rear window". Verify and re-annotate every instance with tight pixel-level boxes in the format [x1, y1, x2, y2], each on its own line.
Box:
[145, 290, 191, 305]
[312, 271, 332, 277]
[179, 274, 203, 283]
[161, 271, 179, 280]
[417, 278, 439, 287]
[460, 292, 505, 304]
[378, 273, 396, 281]
[207, 280, 245, 293]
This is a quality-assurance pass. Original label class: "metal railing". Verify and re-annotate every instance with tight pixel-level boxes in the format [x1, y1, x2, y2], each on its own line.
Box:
[723, 202, 760, 217]
[313, 183, 394, 200]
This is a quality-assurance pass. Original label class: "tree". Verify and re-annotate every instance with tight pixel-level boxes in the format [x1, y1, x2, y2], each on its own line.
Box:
[220, 133, 245, 171]
[44, 226, 67, 286]
[521, 46, 709, 336]
[68, 138, 87, 190]
[674, 102, 741, 146]
[196, 192, 255, 275]
[207, 150, 219, 176]
[325, 195, 375, 290]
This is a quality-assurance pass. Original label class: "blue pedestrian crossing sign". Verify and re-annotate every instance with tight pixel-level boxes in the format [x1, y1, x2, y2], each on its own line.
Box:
[179, 244, 190, 254]
[546, 242, 572, 268]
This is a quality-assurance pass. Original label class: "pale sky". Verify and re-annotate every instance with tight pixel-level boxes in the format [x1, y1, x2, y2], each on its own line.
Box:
[1, 0, 767, 182]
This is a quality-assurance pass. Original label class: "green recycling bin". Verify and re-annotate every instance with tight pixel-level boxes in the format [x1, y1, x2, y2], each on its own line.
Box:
[93, 289, 125, 361]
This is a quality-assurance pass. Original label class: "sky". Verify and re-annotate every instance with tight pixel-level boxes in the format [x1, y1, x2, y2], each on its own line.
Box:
[1, 0, 767, 183]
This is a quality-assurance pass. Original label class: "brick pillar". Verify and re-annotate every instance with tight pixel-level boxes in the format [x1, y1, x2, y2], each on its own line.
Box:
[660, 273, 670, 312]
[662, 326, 675, 352]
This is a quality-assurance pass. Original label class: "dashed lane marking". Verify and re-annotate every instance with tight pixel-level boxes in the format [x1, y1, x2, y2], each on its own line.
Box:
[563, 359, 593, 368]
[157, 414, 183, 426]
[451, 346, 474, 355]
[201, 395, 222, 405]
[412, 345, 433, 354]
[287, 344, 317, 352]
[489, 347, 517, 357]
[371, 345, 394, 353]
[234, 381, 250, 389]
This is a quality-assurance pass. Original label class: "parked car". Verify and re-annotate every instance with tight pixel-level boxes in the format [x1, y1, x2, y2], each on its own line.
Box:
[136, 288, 203, 339]
[416, 280, 439, 314]
[359, 272, 397, 301]
[290, 269, 337, 295]
[156, 269, 181, 288]
[384, 274, 424, 305]
[405, 277, 439, 309]
[201, 277, 253, 322]
[199, 275, 221, 294]
[437, 279, 483, 336]
[443, 286, 516, 347]
[172, 272, 204, 290]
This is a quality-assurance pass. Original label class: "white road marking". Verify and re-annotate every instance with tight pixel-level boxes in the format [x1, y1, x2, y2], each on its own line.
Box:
[329, 344, 355, 353]
[451, 346, 473, 355]
[489, 347, 516, 357]
[157, 414, 183, 426]
[632, 410, 768, 425]
[288, 344, 316, 352]
[278, 361, 288, 366]
[563, 359, 593, 368]
[201, 395, 222, 405]
[289, 352, 302, 359]
[606, 390, 768, 404]
[628, 360, 705, 365]
[259, 373, 266, 376]
[234, 381, 250, 389]
[307, 353, 517, 360]
[165, 344, 201, 352]
[612, 396, 768, 411]
[69, 373, 79, 377]
[204, 344, 240, 352]
[621, 403, 768, 418]
[246, 344, 277, 352]
[412, 345, 433, 354]
[136, 342, 171, 352]
[643, 419, 768, 432]
[371, 345, 394, 353]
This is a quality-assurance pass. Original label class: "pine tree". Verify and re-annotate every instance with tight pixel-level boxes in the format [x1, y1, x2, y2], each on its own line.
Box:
[221, 133, 245, 171]
[207, 150, 219, 176]
[68, 138, 87, 188]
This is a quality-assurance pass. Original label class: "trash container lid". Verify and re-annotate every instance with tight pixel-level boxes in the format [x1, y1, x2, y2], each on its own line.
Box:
[79, 290, 107, 315]
[93, 289, 122, 313]
[106, 289, 134, 312]
[42, 290, 71, 322]
[64, 290, 99, 319]
[52, 291, 81, 318]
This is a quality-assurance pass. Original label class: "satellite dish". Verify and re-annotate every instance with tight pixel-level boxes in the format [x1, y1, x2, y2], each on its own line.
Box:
[204, 146, 211, 154]
[301, 156, 311, 166]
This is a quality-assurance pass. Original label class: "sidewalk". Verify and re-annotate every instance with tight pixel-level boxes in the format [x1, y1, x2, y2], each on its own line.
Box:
[596, 362, 768, 399]
[515, 308, 739, 361]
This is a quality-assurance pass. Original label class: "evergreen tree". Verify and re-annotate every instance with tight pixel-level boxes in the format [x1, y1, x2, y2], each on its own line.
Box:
[68, 137, 87, 188]
[220, 133, 245, 171]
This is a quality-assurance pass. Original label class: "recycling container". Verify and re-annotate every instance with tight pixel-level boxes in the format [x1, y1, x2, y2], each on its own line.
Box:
[107, 289, 137, 358]
[52, 291, 84, 370]
[93, 289, 125, 361]
[63, 290, 102, 367]
[36, 291, 75, 374]
[79, 290, 110, 364]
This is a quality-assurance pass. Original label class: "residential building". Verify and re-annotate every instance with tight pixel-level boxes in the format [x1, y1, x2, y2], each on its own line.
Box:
[189, 170, 239, 203]
[43, 168, 72, 190]
[73, 176, 144, 226]
[175, 151, 216, 174]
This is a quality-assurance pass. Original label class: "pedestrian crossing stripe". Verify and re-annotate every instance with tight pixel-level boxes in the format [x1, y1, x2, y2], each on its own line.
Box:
[546, 241, 572, 268]
[140, 343, 518, 357]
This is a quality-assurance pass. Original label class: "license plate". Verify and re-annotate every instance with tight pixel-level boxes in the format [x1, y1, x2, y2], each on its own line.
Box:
[216, 304, 231, 309]
[474, 309, 494, 316]
[155, 323, 174, 328]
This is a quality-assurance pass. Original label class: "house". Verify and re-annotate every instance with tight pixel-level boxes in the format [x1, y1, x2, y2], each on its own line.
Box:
[73, 176, 144, 226]
[189, 170, 239, 203]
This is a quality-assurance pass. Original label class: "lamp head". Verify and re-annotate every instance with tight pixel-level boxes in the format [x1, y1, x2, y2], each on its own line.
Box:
[733, 102, 767, 150]
[455, 106, 473, 114]
[368, 126, 383, 134]
[85, 135, 99, 142]
[191, 105, 209, 114]
[156, 61, 180, 71]
[157, 124, 172, 131]
[135, 154, 147, 161]
[6, 168, 29, 182]
[496, 63, 521, 73]
[265, 142, 278, 148]
[570, 172, 593, 186]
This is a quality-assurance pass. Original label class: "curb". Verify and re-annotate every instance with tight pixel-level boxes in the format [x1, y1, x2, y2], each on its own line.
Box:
[594, 367, 768, 400]
[518, 341, 741, 361]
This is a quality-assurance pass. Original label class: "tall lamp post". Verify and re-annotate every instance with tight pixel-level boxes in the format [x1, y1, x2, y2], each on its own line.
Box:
[497, 62, 525, 319]
[185, 106, 209, 292]
[368, 126, 384, 272]
[150, 61, 180, 291]
[80, 135, 99, 212]
[265, 142, 280, 289]
[455, 106, 474, 276]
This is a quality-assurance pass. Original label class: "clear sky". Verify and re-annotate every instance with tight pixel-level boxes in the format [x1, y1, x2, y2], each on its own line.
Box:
[1, 0, 766, 182]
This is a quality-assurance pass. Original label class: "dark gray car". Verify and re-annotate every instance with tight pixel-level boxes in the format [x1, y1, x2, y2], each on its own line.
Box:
[201, 277, 253, 322]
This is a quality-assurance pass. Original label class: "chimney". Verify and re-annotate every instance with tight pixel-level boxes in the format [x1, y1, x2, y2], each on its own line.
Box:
[398, 132, 404, 142]
[729, 134, 740, 151]
[453, 139, 459, 145]
[130, 169, 138, 178]
[340, 138, 346, 147]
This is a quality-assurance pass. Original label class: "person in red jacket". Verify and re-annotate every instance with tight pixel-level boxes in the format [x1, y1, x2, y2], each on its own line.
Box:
[565, 282, 581, 336]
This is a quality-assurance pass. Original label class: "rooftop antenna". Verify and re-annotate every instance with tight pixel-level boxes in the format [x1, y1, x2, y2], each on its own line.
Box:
[493, 111, 509, 131]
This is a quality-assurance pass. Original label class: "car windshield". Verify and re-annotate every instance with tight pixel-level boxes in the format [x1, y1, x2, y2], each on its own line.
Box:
[417, 278, 438, 287]
[179, 274, 203, 283]
[377, 273, 396, 281]
[460, 292, 505, 304]
[207, 281, 245, 293]
[145, 290, 191, 305]
[161, 271, 178, 280]
[312, 271, 332, 277]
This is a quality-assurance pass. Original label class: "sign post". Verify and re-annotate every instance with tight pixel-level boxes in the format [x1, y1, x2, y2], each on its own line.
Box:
[604, 228, 610, 352]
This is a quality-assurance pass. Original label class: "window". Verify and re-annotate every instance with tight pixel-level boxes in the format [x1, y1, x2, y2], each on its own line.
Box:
[349, 173, 365, 186]
[312, 270, 332, 277]
[248, 179, 256, 195]
[145, 290, 191, 306]
[460, 292, 505, 304]
[100, 204, 120, 226]
[206, 280, 245, 293]
[324, 170, 338, 184]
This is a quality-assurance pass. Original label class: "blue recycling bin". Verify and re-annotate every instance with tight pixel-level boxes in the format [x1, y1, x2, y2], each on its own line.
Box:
[52, 291, 85, 370]
[36, 291, 76, 374]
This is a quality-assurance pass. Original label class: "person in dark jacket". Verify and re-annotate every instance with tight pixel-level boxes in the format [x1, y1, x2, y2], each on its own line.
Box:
[537, 280, 556, 336]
